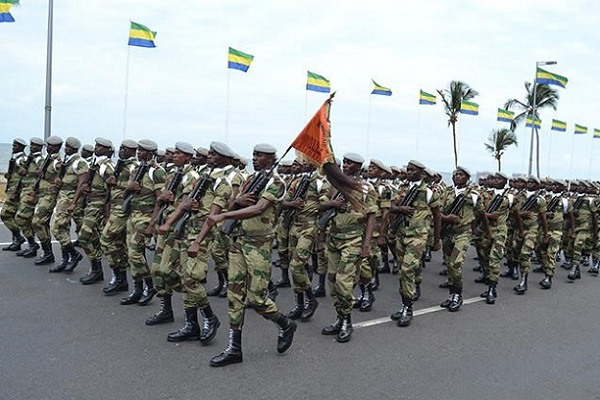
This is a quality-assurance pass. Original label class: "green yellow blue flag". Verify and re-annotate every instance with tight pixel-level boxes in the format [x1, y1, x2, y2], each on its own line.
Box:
[525, 116, 542, 129]
[228, 47, 254, 72]
[536, 67, 568, 88]
[594, 129, 600, 139]
[575, 124, 588, 134]
[419, 90, 436, 105]
[497, 108, 514, 123]
[0, 0, 19, 23]
[460, 100, 479, 115]
[551, 119, 566, 132]
[306, 71, 331, 93]
[371, 80, 392, 96]
[128, 22, 157, 48]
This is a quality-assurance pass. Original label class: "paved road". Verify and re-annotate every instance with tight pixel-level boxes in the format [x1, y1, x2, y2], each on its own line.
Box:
[1, 225, 599, 400]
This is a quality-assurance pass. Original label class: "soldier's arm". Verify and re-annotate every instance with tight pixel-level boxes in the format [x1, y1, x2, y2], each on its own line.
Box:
[431, 206, 441, 250]
[69, 173, 88, 209]
[362, 212, 376, 257]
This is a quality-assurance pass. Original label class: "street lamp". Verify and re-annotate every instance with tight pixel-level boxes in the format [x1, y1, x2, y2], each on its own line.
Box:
[528, 60, 557, 176]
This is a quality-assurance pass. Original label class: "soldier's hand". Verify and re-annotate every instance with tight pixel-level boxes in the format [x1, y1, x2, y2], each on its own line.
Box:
[54, 178, 63, 187]
[157, 223, 171, 235]
[160, 190, 175, 204]
[235, 193, 256, 207]
[144, 225, 155, 238]
[18, 168, 27, 176]
[181, 198, 193, 211]
[432, 239, 441, 251]
[66, 203, 76, 213]
[207, 213, 226, 227]
[398, 206, 414, 216]
[542, 234, 550, 244]
[289, 199, 304, 209]
[446, 214, 461, 224]
[521, 211, 533, 220]
[360, 244, 370, 258]
[127, 182, 141, 192]
[106, 176, 117, 186]
[81, 183, 91, 193]
[376, 236, 386, 247]
[190, 199, 199, 212]
[332, 197, 345, 209]
[187, 242, 200, 258]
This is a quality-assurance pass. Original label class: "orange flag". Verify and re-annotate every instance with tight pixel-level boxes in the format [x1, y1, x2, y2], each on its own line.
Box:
[290, 94, 335, 166]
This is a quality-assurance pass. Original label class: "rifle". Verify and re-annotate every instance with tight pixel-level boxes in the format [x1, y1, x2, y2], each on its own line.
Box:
[573, 195, 585, 211]
[82, 158, 98, 204]
[486, 191, 505, 214]
[317, 191, 344, 230]
[547, 195, 562, 213]
[10, 153, 35, 201]
[282, 172, 311, 229]
[5, 157, 16, 194]
[173, 167, 215, 238]
[122, 160, 149, 214]
[221, 168, 273, 236]
[32, 155, 54, 195]
[389, 183, 420, 233]
[157, 167, 184, 225]
[520, 193, 539, 212]
[106, 158, 125, 202]
[441, 193, 466, 234]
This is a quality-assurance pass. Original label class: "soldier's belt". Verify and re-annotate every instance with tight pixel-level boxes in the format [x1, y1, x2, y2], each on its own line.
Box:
[88, 192, 108, 199]
[131, 205, 155, 214]
[293, 215, 318, 224]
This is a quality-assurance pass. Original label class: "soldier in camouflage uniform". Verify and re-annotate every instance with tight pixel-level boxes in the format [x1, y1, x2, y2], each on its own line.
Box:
[390, 160, 441, 327]
[14, 137, 45, 258]
[204, 143, 297, 367]
[28, 136, 63, 264]
[95, 140, 139, 294]
[49, 137, 87, 273]
[1, 138, 28, 252]
[512, 176, 548, 294]
[274, 160, 294, 288]
[74, 138, 114, 282]
[119, 139, 165, 306]
[281, 159, 328, 321]
[320, 153, 377, 343]
[567, 181, 597, 281]
[439, 166, 485, 311]
[71, 144, 95, 241]
[145, 142, 199, 326]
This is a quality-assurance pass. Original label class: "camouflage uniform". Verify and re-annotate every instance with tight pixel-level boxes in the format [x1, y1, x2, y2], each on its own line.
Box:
[1, 151, 27, 235]
[15, 152, 44, 241]
[31, 154, 62, 243]
[541, 194, 569, 278]
[514, 191, 547, 276]
[571, 195, 596, 268]
[481, 189, 512, 285]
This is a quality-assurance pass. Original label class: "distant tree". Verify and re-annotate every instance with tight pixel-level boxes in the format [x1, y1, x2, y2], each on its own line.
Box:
[485, 128, 518, 172]
[437, 81, 479, 168]
[504, 82, 559, 177]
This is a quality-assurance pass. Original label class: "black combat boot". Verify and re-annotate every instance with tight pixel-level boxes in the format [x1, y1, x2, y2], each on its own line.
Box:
[441, 289, 454, 308]
[589, 260, 599, 276]
[207, 271, 226, 297]
[380, 247, 391, 273]
[539, 275, 552, 289]
[3, 230, 26, 251]
[167, 307, 201, 342]
[64, 245, 83, 273]
[120, 279, 144, 305]
[80, 260, 104, 284]
[145, 295, 174, 325]
[513, 272, 528, 294]
[391, 260, 399, 275]
[355, 284, 367, 309]
[396, 303, 413, 327]
[448, 292, 463, 312]
[560, 257, 572, 270]
[275, 268, 291, 288]
[102, 269, 129, 295]
[274, 313, 297, 353]
[300, 289, 318, 321]
[424, 246, 432, 262]
[568, 265, 581, 281]
[414, 284, 421, 301]
[287, 292, 305, 320]
[49, 247, 70, 273]
[267, 280, 279, 301]
[210, 329, 242, 367]
[371, 269, 380, 291]
[321, 313, 343, 335]
[359, 284, 375, 312]
[34, 241, 55, 265]
[336, 314, 353, 343]
[500, 262, 515, 278]
[138, 277, 157, 306]
[199, 305, 220, 344]
[313, 274, 326, 297]
[483, 283, 497, 304]
[19, 238, 39, 258]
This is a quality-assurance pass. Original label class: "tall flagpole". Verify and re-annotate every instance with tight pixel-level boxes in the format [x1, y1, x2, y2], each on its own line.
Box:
[225, 68, 231, 144]
[122, 44, 131, 139]
[366, 95, 372, 160]
[43, 0, 54, 141]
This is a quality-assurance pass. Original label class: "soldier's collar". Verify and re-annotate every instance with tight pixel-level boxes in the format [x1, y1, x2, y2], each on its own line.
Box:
[95, 155, 109, 163]
[13, 151, 25, 158]
[409, 179, 422, 187]
[526, 190, 536, 197]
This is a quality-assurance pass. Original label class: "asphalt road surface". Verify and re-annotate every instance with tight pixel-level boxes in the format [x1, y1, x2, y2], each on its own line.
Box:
[1, 224, 600, 400]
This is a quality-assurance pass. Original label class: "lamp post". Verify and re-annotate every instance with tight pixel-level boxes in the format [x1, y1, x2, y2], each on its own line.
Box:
[528, 60, 557, 176]
[43, 0, 54, 141]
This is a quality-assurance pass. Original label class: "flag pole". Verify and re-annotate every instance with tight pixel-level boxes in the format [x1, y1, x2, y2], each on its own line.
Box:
[366, 95, 372, 160]
[568, 133, 576, 177]
[225, 67, 231, 144]
[122, 43, 131, 140]
[43, 0, 54, 141]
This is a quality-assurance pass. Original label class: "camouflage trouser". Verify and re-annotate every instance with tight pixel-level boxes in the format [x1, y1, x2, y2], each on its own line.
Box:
[396, 232, 428, 302]
[15, 189, 36, 238]
[562, 229, 574, 261]
[275, 219, 290, 270]
[32, 193, 58, 243]
[288, 222, 317, 293]
[182, 223, 209, 309]
[505, 226, 517, 264]
[387, 231, 398, 264]
[126, 210, 152, 280]
[79, 204, 105, 262]
[72, 199, 85, 234]
[516, 228, 538, 275]
[442, 230, 470, 292]
[327, 235, 362, 316]
[209, 229, 230, 273]
[358, 237, 379, 285]
[572, 228, 591, 265]
[51, 199, 75, 248]
[1, 197, 20, 232]
[482, 228, 508, 284]
[100, 209, 128, 271]
[592, 229, 600, 260]
[540, 230, 562, 277]
[315, 229, 328, 275]
[151, 231, 184, 296]
[228, 235, 281, 329]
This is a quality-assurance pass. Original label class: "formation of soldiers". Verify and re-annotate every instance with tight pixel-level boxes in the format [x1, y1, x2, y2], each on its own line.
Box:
[2, 136, 599, 367]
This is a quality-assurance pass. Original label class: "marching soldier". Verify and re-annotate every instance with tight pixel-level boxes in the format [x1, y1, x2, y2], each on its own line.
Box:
[2, 138, 28, 252]
[274, 159, 295, 288]
[567, 181, 597, 281]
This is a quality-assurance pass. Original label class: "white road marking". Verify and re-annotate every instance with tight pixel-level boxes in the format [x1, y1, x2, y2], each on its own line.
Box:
[354, 296, 486, 329]
[0, 240, 60, 246]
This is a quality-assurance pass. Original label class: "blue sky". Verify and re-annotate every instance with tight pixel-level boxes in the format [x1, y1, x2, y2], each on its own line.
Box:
[1, 0, 599, 179]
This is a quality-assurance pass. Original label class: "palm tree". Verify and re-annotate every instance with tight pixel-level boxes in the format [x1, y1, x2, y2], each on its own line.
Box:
[485, 128, 518, 172]
[504, 82, 559, 177]
[437, 81, 479, 168]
